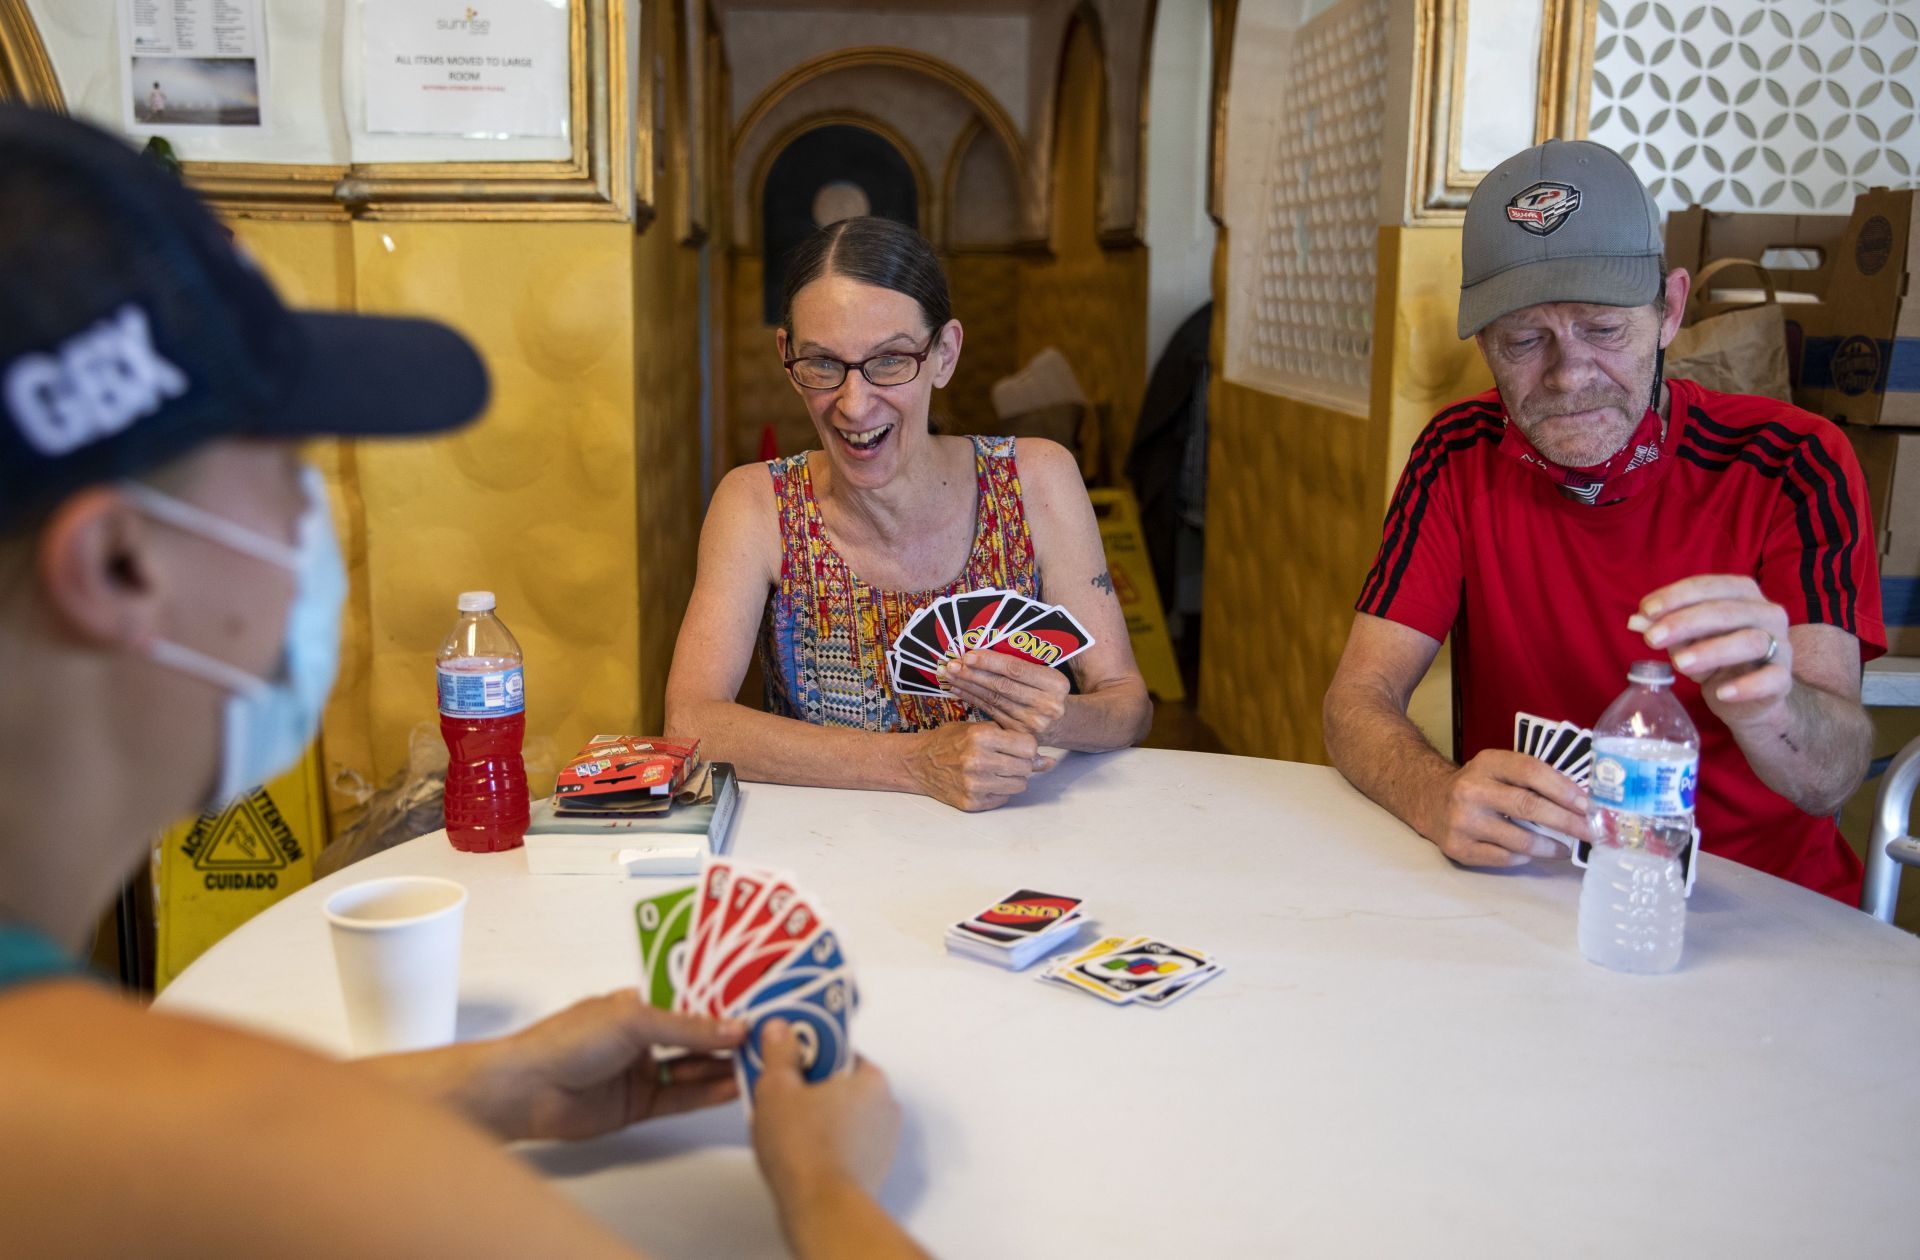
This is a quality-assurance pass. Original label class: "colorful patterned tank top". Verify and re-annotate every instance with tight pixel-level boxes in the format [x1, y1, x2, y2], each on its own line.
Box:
[760, 435, 1040, 732]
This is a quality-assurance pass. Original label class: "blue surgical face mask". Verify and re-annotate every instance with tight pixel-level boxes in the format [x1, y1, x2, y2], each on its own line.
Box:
[123, 465, 346, 812]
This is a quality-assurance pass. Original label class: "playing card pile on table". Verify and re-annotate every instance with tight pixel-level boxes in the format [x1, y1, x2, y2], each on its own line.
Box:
[945, 888, 1086, 969]
[1511, 711, 1594, 852]
[635, 857, 857, 1103]
[891, 587, 1094, 698]
[1036, 936, 1223, 1009]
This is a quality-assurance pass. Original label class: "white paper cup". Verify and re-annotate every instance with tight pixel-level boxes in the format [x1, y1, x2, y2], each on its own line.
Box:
[324, 876, 467, 1055]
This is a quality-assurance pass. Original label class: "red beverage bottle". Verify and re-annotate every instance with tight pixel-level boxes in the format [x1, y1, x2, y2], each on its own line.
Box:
[437, 591, 529, 852]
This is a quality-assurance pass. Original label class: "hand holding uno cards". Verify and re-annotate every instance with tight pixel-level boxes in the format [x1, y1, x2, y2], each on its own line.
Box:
[891, 587, 1094, 698]
[635, 857, 858, 1106]
[1508, 711, 1594, 854]
[1511, 711, 1699, 893]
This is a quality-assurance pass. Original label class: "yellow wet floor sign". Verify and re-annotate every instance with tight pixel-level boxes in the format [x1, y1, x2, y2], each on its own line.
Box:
[153, 748, 329, 991]
[1087, 488, 1185, 702]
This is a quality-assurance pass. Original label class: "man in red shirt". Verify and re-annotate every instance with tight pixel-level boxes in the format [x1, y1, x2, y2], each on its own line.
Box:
[1324, 139, 1883, 903]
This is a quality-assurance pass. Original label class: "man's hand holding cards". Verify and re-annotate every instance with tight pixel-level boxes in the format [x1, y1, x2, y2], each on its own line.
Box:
[635, 856, 858, 1107]
[1508, 711, 1596, 854]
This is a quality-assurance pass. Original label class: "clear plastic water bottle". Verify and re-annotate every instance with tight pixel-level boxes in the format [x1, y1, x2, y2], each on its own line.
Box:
[1578, 660, 1698, 974]
[437, 591, 529, 852]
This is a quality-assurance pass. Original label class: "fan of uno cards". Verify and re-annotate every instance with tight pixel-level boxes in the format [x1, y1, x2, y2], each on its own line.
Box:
[634, 857, 857, 1102]
[890, 586, 1094, 698]
[1510, 711, 1594, 856]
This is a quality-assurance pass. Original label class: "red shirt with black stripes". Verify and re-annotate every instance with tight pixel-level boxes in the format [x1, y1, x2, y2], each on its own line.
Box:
[1357, 379, 1886, 903]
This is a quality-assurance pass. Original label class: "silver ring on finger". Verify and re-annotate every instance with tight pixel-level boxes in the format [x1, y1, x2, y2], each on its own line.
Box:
[1761, 631, 1779, 665]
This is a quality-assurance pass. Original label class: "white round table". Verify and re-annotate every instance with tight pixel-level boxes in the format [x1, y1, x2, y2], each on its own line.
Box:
[159, 748, 1920, 1258]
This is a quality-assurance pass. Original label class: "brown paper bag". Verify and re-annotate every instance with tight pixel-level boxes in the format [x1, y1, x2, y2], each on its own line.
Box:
[1667, 258, 1793, 402]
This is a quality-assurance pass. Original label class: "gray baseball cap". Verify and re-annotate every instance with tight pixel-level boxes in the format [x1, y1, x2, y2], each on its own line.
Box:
[1457, 139, 1664, 338]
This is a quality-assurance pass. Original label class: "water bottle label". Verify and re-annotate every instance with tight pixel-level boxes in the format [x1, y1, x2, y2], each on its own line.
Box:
[1590, 751, 1696, 815]
[438, 665, 524, 718]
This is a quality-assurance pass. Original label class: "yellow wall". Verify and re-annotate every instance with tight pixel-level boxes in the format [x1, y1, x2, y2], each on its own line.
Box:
[230, 221, 646, 812]
[200, 0, 717, 826]
[1199, 223, 1487, 764]
[232, 215, 704, 821]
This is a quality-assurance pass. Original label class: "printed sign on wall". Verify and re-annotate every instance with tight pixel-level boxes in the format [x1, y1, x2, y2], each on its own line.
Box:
[362, 0, 570, 139]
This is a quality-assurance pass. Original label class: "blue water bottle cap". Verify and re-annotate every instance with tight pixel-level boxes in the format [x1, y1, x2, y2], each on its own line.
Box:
[457, 591, 495, 613]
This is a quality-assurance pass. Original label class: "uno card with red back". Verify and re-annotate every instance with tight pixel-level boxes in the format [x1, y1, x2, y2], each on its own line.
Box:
[988, 605, 1094, 671]
[983, 595, 1046, 646]
[892, 651, 947, 696]
[957, 889, 1083, 942]
[892, 635, 947, 675]
[949, 589, 1010, 654]
[934, 596, 964, 655]
[900, 605, 950, 663]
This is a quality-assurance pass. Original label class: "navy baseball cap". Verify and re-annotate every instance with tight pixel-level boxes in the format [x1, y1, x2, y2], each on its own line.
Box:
[0, 105, 489, 530]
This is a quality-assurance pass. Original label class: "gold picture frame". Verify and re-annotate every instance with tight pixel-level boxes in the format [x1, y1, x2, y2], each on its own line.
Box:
[0, 0, 637, 224]
[1411, 0, 1597, 221]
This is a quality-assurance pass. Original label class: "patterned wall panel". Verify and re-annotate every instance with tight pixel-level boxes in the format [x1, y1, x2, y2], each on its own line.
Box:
[1590, 0, 1920, 211]
[1229, 0, 1389, 414]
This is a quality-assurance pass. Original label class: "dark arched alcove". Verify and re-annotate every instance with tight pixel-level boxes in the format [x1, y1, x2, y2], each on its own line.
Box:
[761, 124, 919, 324]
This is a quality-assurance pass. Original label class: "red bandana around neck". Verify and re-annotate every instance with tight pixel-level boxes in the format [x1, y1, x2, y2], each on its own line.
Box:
[1498, 403, 1669, 505]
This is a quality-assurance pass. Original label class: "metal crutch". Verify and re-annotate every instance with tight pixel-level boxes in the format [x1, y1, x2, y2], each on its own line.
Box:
[1862, 736, 1920, 924]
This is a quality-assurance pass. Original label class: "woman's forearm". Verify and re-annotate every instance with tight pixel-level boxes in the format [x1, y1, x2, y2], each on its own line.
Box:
[1051, 679, 1153, 753]
[668, 699, 925, 793]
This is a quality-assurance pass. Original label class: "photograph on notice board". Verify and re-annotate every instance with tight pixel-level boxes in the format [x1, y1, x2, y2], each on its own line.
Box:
[119, 0, 269, 132]
[129, 57, 262, 126]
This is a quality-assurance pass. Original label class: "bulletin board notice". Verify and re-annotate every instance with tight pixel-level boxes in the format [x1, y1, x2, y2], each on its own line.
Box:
[120, 0, 269, 132]
[362, 0, 570, 139]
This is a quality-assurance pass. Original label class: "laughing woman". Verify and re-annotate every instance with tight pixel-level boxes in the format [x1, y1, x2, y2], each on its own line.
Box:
[664, 217, 1151, 811]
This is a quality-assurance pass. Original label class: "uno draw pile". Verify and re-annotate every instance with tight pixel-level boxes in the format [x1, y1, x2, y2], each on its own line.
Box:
[946, 889, 1224, 1009]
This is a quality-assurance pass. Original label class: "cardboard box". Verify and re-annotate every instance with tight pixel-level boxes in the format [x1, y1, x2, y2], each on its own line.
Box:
[1842, 427, 1920, 656]
[1795, 190, 1920, 428]
[1665, 204, 1843, 325]
[1667, 191, 1920, 429]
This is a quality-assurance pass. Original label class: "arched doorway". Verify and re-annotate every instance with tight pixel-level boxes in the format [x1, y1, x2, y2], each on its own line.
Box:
[760, 123, 920, 324]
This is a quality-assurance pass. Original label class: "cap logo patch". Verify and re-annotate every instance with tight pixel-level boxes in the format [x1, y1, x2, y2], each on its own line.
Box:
[1506, 181, 1582, 236]
[4, 304, 187, 457]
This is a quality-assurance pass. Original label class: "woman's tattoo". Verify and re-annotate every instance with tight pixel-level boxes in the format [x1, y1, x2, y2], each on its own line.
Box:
[1092, 570, 1115, 595]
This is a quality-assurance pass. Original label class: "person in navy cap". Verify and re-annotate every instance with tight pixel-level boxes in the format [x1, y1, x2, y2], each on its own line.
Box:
[0, 106, 924, 1259]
